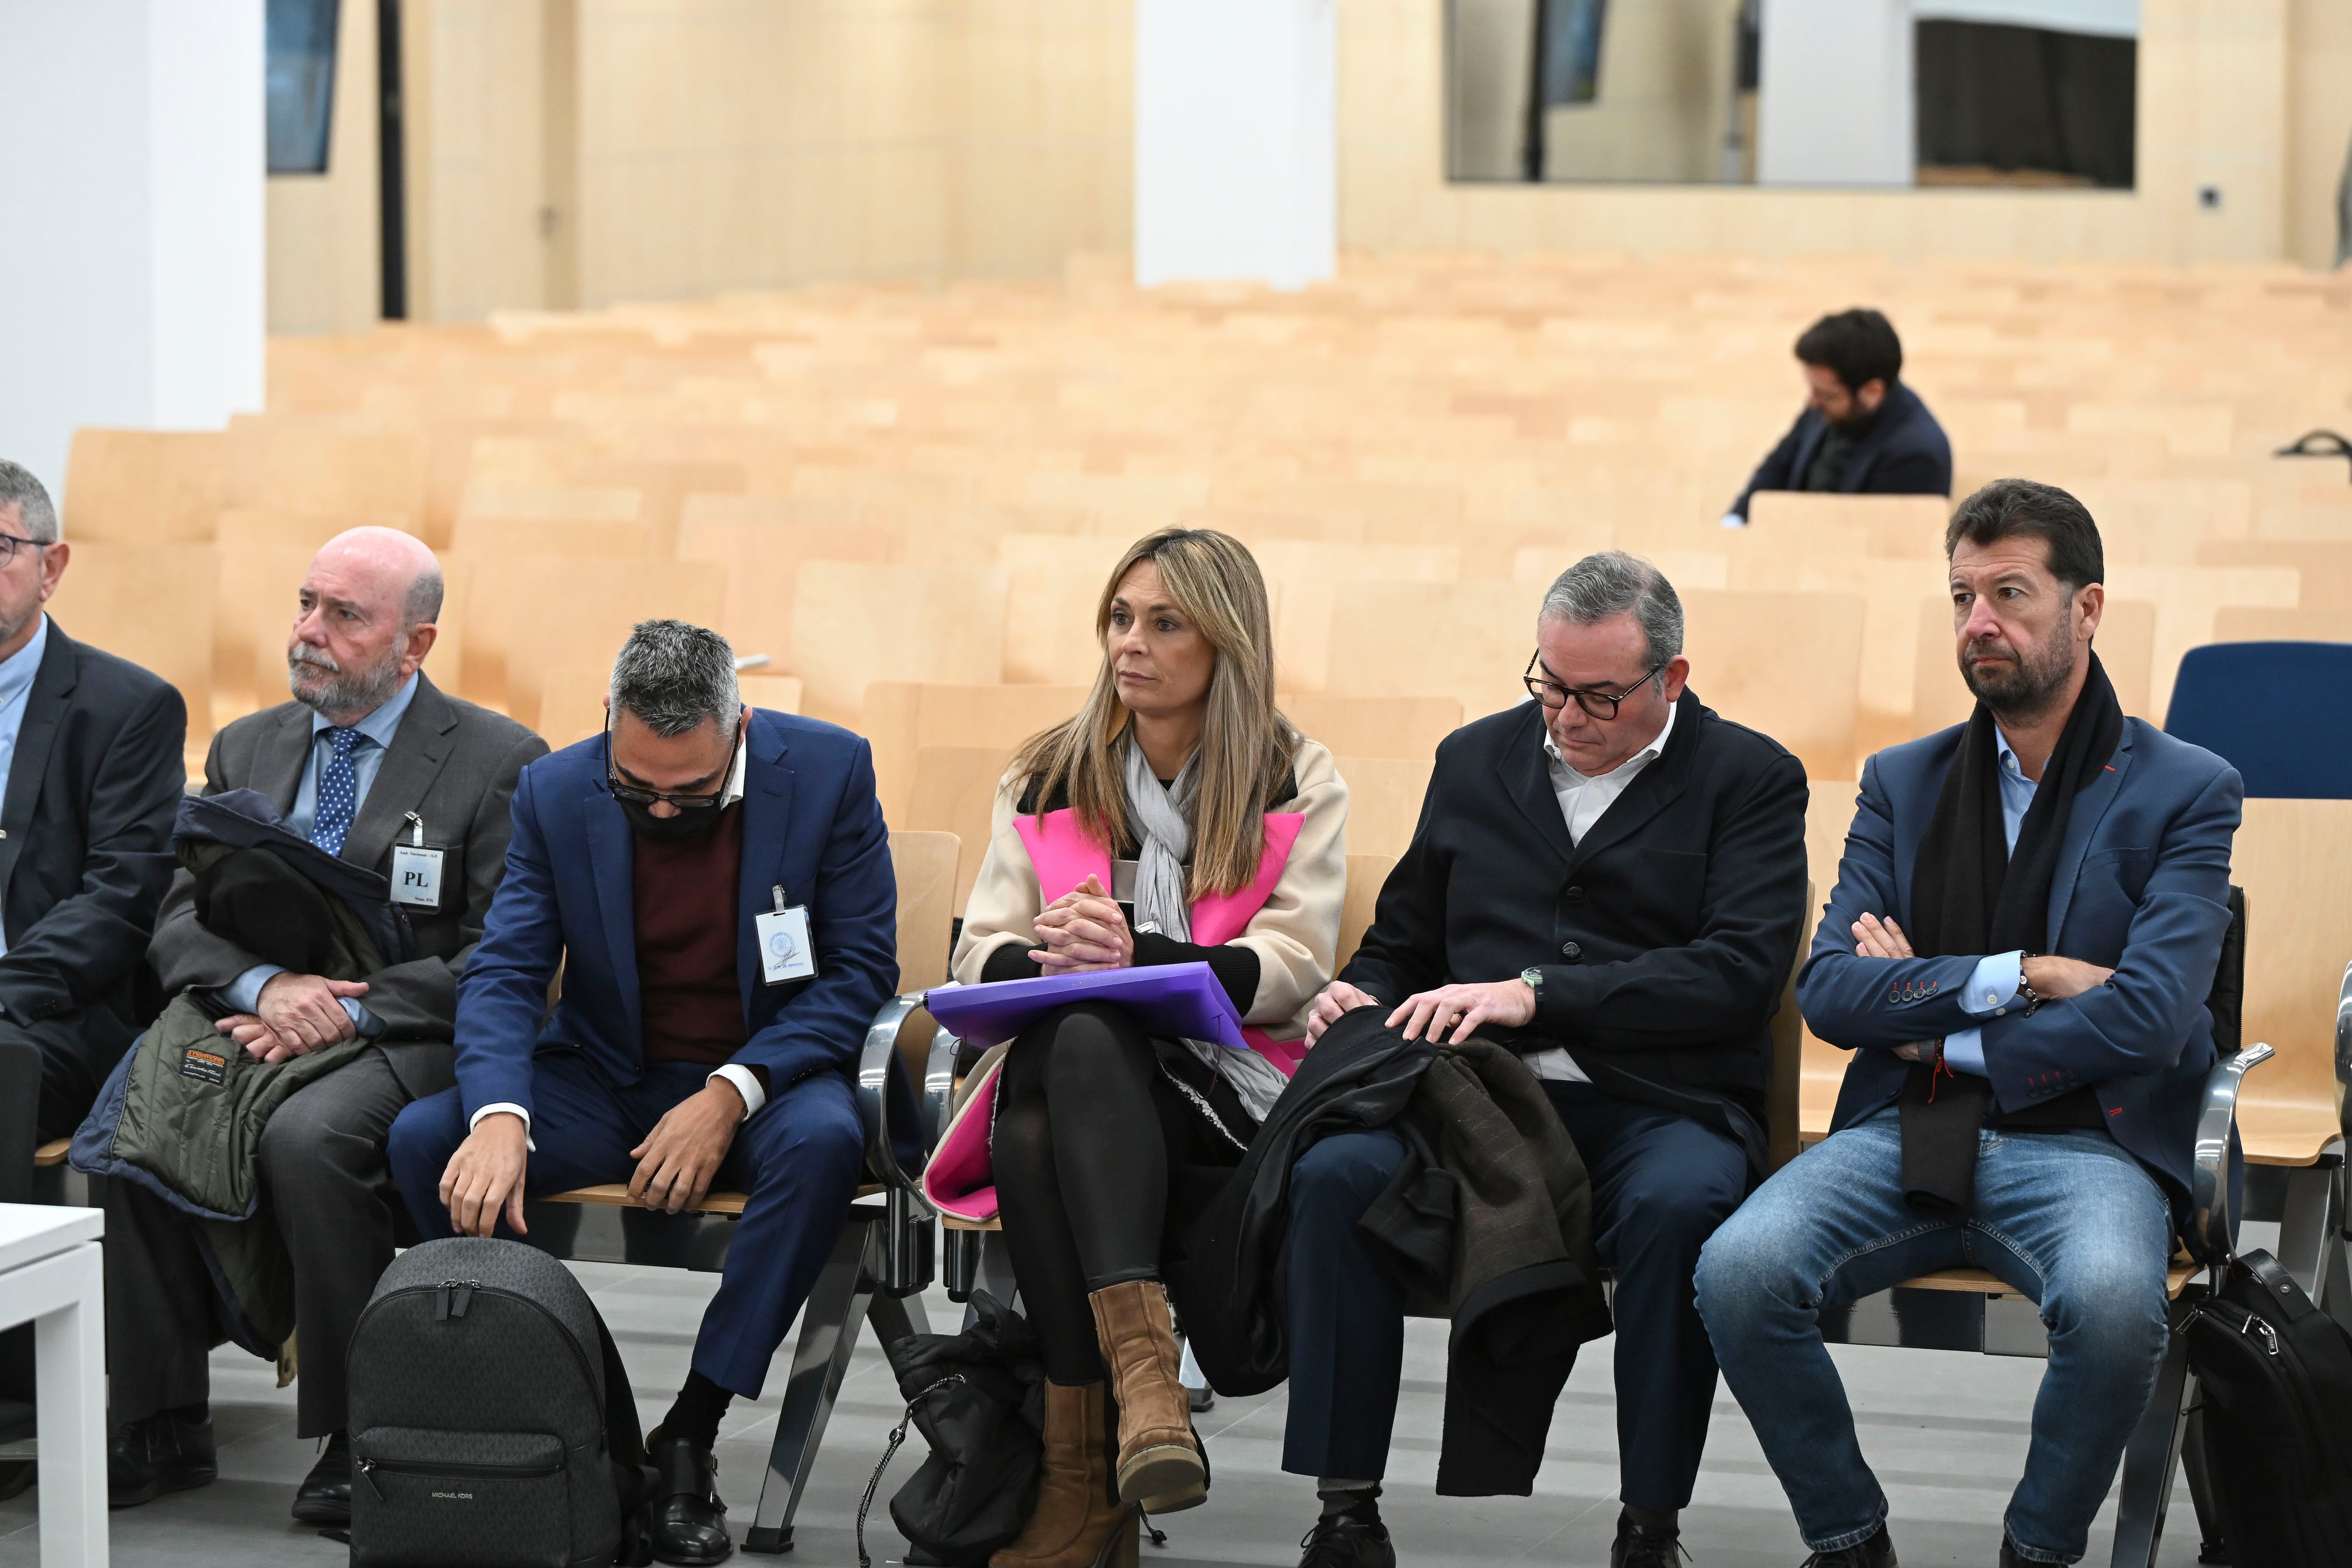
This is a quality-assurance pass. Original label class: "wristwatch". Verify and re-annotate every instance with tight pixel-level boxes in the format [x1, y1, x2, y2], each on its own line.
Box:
[1519, 966, 1543, 997]
[2015, 954, 2042, 1017]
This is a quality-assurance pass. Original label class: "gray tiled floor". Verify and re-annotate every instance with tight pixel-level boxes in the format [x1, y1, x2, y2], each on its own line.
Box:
[4, 1238, 2237, 1568]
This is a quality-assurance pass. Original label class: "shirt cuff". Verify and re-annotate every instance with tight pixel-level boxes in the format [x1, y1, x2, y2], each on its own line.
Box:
[222, 963, 285, 1016]
[709, 1064, 767, 1120]
[469, 1102, 536, 1152]
[341, 997, 387, 1039]
[1941, 1027, 1987, 1076]
[1959, 951, 2026, 1018]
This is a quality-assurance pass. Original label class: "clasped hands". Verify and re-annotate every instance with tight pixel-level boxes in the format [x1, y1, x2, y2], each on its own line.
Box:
[1849, 912, 2115, 1063]
[1027, 874, 1135, 973]
[215, 971, 371, 1064]
[436, 1078, 751, 1239]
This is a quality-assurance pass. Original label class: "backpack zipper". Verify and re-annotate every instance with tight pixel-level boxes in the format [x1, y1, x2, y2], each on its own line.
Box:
[356, 1282, 600, 1404]
[357, 1453, 564, 1501]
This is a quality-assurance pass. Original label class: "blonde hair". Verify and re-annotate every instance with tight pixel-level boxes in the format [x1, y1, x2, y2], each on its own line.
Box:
[1011, 528, 1298, 897]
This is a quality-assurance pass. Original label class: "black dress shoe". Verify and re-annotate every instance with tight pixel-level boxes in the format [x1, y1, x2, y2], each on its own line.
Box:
[1298, 1511, 1394, 1568]
[292, 1430, 352, 1526]
[1612, 1512, 1687, 1568]
[646, 1428, 731, 1566]
[1802, 1524, 1897, 1568]
[107, 1411, 217, 1509]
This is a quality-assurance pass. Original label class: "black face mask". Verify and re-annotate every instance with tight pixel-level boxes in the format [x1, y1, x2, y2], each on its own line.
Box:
[619, 796, 730, 844]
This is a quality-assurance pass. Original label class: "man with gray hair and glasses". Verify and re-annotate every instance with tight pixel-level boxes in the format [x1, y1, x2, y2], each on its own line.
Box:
[1279, 552, 1811, 1568]
[0, 457, 187, 1500]
[389, 619, 898, 1568]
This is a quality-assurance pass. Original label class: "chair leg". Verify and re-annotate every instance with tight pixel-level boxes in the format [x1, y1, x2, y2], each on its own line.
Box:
[741, 1215, 881, 1555]
[2108, 1300, 2195, 1568]
[2275, 1157, 2342, 1300]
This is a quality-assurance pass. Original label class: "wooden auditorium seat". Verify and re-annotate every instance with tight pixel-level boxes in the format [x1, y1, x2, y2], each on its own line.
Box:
[62, 429, 230, 544]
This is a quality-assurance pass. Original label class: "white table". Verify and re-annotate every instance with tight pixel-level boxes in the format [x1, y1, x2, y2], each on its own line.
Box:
[0, 1204, 105, 1568]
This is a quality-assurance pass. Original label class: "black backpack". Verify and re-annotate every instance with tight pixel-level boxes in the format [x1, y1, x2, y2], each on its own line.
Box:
[347, 1236, 652, 1568]
[2183, 1249, 2352, 1567]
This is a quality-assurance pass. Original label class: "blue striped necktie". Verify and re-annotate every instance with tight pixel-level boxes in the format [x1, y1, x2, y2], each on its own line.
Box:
[311, 728, 362, 856]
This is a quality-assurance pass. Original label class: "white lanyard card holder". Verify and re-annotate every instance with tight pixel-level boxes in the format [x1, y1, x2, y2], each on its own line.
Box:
[389, 812, 447, 912]
[756, 883, 818, 985]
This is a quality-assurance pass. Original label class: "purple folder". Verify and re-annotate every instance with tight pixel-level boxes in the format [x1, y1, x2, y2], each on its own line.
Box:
[924, 962, 1247, 1051]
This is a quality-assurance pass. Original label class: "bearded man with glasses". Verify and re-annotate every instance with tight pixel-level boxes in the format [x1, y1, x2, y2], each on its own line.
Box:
[389, 618, 898, 1568]
[1281, 552, 1811, 1568]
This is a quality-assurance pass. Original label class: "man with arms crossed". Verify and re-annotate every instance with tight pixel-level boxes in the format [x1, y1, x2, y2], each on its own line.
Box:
[104, 527, 546, 1518]
[390, 620, 898, 1568]
[1698, 480, 2241, 1567]
[1288, 553, 1811, 1568]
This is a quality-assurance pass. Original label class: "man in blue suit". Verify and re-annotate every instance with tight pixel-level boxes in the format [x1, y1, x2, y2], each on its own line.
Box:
[1697, 480, 2241, 1568]
[1722, 309, 1953, 527]
[389, 620, 897, 1567]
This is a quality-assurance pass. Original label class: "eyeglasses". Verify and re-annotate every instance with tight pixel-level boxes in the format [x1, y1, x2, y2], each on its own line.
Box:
[1523, 653, 1666, 720]
[0, 530, 49, 570]
[604, 708, 744, 810]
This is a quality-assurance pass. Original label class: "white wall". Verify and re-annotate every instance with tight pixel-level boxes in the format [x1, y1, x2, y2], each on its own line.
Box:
[0, 0, 265, 504]
[1756, 0, 1915, 187]
[1134, 0, 1335, 288]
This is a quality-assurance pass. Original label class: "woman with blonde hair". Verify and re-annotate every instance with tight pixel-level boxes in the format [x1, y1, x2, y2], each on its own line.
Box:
[949, 528, 1348, 1568]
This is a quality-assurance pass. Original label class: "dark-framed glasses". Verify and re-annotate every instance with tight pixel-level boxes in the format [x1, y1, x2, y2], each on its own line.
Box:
[1523, 653, 1665, 720]
[0, 529, 49, 570]
[603, 708, 745, 810]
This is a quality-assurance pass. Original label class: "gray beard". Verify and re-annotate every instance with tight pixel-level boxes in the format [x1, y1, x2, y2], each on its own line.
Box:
[288, 645, 405, 718]
[1960, 635, 2076, 725]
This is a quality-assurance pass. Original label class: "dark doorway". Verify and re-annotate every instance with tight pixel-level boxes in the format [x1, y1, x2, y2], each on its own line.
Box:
[377, 0, 408, 319]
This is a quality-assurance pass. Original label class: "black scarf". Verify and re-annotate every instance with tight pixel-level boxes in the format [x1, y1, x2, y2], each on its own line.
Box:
[1899, 650, 2124, 1215]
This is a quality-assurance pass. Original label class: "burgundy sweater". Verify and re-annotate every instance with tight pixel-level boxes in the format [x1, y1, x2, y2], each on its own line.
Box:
[633, 804, 747, 1067]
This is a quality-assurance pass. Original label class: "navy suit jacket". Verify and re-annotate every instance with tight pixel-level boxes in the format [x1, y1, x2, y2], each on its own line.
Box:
[1800, 717, 2241, 1212]
[451, 708, 898, 1121]
[1728, 380, 1954, 521]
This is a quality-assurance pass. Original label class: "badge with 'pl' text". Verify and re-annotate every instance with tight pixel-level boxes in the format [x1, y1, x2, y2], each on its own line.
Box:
[390, 814, 445, 911]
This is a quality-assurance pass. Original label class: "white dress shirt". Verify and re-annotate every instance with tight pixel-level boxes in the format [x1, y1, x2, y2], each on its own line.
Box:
[473, 738, 760, 1143]
[1524, 699, 1677, 1084]
[0, 615, 49, 966]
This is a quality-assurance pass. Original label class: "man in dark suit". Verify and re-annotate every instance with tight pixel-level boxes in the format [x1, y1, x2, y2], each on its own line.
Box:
[0, 459, 186, 1502]
[1283, 554, 1811, 1568]
[388, 619, 898, 1568]
[102, 527, 547, 1519]
[1723, 308, 1953, 526]
[0, 461, 186, 1149]
[1697, 481, 2241, 1568]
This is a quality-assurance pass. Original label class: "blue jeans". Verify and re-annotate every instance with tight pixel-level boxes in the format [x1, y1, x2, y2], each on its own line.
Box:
[1695, 1107, 2174, 1564]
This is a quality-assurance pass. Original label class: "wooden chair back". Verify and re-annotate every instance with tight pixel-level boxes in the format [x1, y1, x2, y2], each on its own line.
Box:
[890, 830, 961, 995]
[2232, 798, 2352, 1166]
[63, 429, 230, 544]
[1329, 756, 1434, 860]
[459, 556, 725, 729]
[1285, 695, 1462, 761]
[906, 746, 1017, 915]
[790, 564, 1007, 724]
[47, 542, 216, 750]
[1336, 854, 1395, 973]
[1768, 882, 1815, 1173]
[1680, 589, 1865, 784]
[862, 682, 1084, 824]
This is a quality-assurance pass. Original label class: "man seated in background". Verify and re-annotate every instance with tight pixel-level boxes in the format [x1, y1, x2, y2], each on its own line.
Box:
[388, 619, 898, 1568]
[0, 459, 186, 1501]
[1698, 480, 2241, 1568]
[103, 527, 546, 1520]
[1287, 553, 1811, 1568]
[1722, 308, 1953, 527]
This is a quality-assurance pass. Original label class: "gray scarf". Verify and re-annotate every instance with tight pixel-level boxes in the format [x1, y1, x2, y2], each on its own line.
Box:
[1122, 733, 1288, 1124]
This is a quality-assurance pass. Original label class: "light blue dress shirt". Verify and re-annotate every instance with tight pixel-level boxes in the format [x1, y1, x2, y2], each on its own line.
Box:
[1941, 732, 2038, 1076]
[221, 673, 421, 1035]
[0, 615, 50, 963]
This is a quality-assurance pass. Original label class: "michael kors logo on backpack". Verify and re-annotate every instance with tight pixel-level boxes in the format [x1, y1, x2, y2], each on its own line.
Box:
[430, 1490, 475, 1501]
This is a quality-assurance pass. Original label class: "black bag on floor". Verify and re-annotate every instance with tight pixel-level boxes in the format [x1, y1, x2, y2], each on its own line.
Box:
[2183, 1248, 2352, 1568]
[863, 1292, 1047, 1568]
[347, 1236, 655, 1568]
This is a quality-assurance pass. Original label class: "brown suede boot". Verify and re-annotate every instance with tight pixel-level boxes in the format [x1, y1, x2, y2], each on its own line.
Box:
[1087, 1280, 1206, 1512]
[991, 1382, 1138, 1568]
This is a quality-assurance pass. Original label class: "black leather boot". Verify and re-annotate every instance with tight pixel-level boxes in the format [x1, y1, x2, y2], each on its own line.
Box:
[646, 1426, 732, 1566]
[1802, 1524, 1897, 1568]
[292, 1430, 352, 1526]
[107, 1410, 218, 1509]
[1612, 1511, 1686, 1568]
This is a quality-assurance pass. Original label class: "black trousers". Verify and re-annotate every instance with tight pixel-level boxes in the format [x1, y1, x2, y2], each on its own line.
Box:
[1282, 1081, 1749, 1508]
[991, 1003, 1248, 1387]
[103, 1042, 453, 1433]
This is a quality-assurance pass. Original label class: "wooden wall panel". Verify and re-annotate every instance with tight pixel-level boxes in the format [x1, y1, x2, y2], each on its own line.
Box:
[2286, 0, 2352, 269]
[265, 0, 381, 335]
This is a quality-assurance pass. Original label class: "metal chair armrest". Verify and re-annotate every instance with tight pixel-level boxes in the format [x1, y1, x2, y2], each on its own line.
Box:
[2186, 1041, 2275, 1265]
[857, 993, 932, 1208]
[921, 1021, 960, 1152]
[2334, 958, 2352, 1118]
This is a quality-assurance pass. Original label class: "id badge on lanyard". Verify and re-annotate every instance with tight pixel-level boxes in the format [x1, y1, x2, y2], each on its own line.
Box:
[389, 812, 446, 911]
[756, 883, 818, 985]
